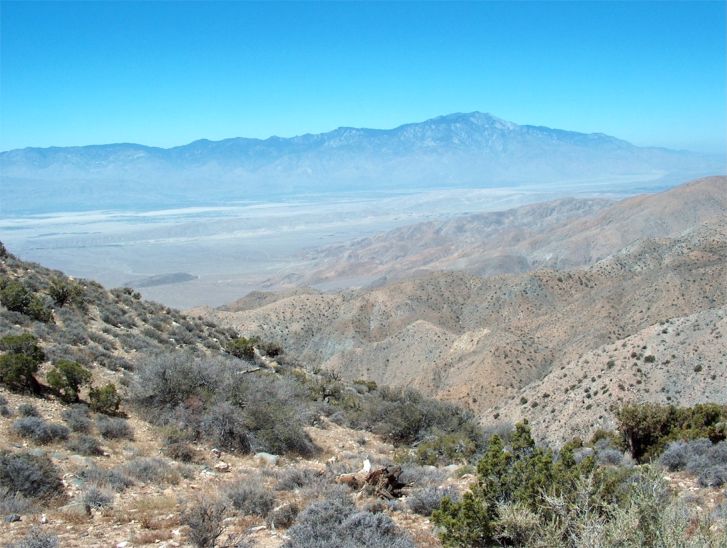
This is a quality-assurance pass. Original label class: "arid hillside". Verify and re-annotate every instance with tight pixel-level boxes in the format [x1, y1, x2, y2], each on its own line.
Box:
[270, 176, 726, 288]
[207, 177, 727, 443]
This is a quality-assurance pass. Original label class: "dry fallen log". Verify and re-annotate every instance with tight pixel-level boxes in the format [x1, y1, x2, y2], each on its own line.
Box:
[336, 460, 406, 499]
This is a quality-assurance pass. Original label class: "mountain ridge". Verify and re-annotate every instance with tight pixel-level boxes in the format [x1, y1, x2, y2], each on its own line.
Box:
[2, 112, 722, 214]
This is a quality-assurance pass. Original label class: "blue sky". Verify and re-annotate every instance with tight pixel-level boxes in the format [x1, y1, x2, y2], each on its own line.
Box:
[1, 1, 725, 153]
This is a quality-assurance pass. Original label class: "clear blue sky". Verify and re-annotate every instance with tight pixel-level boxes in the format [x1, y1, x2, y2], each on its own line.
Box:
[1, 1, 725, 153]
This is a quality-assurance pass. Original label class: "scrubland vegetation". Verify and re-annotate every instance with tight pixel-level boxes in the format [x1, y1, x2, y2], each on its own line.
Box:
[1, 242, 726, 546]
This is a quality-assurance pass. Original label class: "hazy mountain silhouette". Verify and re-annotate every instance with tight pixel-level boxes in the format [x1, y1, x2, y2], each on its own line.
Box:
[2, 112, 723, 213]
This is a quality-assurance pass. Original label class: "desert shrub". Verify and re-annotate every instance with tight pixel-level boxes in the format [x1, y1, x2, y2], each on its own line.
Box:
[96, 415, 133, 439]
[337, 511, 415, 548]
[61, 404, 92, 433]
[0, 486, 35, 514]
[0, 451, 63, 501]
[0, 279, 52, 322]
[183, 498, 227, 548]
[226, 336, 259, 359]
[48, 277, 82, 308]
[345, 386, 483, 450]
[597, 448, 624, 466]
[0, 333, 45, 392]
[0, 404, 11, 417]
[242, 398, 316, 456]
[269, 503, 299, 528]
[660, 439, 727, 487]
[10, 527, 59, 548]
[67, 435, 103, 456]
[617, 403, 727, 462]
[133, 352, 223, 409]
[431, 422, 599, 546]
[283, 494, 355, 546]
[201, 402, 252, 453]
[397, 464, 447, 488]
[284, 493, 414, 548]
[77, 465, 133, 492]
[18, 402, 40, 417]
[82, 486, 113, 509]
[162, 441, 198, 463]
[46, 360, 92, 402]
[88, 383, 121, 414]
[415, 431, 477, 465]
[225, 480, 275, 517]
[408, 486, 460, 516]
[276, 468, 321, 491]
[123, 457, 178, 485]
[13, 417, 69, 444]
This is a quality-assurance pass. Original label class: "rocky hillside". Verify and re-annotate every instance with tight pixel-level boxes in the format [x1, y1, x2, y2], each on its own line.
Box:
[206, 178, 727, 444]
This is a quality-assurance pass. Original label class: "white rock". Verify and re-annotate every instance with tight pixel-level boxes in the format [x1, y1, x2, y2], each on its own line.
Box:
[214, 461, 230, 472]
[255, 452, 279, 466]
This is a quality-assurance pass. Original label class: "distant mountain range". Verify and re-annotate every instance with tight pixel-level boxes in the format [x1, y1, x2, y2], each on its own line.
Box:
[1, 112, 724, 213]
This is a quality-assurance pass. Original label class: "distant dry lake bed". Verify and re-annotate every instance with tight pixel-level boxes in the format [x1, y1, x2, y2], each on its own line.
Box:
[1, 181, 657, 308]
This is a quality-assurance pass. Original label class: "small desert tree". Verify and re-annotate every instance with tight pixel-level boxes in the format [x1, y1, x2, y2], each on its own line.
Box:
[0, 333, 45, 392]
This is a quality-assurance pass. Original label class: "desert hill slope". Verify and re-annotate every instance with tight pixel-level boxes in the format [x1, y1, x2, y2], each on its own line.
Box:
[207, 178, 727, 441]
[274, 176, 727, 287]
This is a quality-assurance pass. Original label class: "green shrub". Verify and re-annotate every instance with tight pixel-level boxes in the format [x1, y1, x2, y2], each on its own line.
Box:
[46, 360, 92, 402]
[616, 403, 727, 462]
[0, 333, 45, 392]
[431, 422, 597, 546]
[48, 277, 82, 308]
[88, 383, 121, 414]
[225, 336, 258, 359]
[415, 431, 477, 465]
[0, 279, 52, 322]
